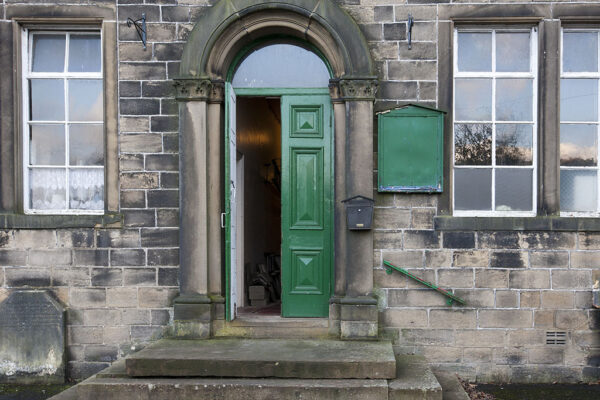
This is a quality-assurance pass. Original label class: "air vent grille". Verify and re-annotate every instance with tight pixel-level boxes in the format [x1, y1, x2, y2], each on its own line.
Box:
[546, 331, 566, 345]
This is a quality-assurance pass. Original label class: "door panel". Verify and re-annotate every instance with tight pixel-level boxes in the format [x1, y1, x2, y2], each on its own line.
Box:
[281, 95, 332, 317]
[290, 148, 323, 229]
[290, 248, 325, 294]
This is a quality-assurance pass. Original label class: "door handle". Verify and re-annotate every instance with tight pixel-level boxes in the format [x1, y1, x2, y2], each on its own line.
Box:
[221, 213, 226, 228]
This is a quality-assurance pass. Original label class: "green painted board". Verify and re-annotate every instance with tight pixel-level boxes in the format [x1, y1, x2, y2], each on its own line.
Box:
[281, 94, 333, 318]
[378, 104, 445, 193]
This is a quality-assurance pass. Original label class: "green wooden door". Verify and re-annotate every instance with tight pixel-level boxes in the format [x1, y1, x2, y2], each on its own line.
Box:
[281, 94, 333, 317]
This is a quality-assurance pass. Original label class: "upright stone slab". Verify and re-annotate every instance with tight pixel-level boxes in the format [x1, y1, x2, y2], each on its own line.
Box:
[0, 291, 65, 383]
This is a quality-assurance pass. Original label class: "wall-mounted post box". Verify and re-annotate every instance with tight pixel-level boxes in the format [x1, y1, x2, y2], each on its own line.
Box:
[342, 195, 374, 230]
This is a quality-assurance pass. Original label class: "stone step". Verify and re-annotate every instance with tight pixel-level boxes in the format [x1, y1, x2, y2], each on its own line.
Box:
[125, 338, 397, 379]
[432, 368, 470, 400]
[51, 349, 447, 400]
[213, 316, 333, 339]
[59, 376, 389, 400]
[389, 354, 443, 400]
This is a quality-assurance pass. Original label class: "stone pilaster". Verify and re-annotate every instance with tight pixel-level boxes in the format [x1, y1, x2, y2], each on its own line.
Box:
[337, 77, 379, 339]
[172, 78, 215, 339]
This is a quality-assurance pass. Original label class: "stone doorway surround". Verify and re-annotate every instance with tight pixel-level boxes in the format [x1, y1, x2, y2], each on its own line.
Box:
[172, 0, 379, 339]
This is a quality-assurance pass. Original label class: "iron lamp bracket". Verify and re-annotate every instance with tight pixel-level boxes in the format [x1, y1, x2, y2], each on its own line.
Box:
[127, 13, 147, 50]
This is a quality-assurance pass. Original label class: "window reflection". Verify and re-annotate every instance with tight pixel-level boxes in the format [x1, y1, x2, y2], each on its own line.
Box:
[454, 124, 492, 165]
[560, 124, 598, 167]
[496, 124, 533, 166]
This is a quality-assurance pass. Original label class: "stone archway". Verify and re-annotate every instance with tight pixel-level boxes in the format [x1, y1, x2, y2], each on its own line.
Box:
[173, 0, 378, 339]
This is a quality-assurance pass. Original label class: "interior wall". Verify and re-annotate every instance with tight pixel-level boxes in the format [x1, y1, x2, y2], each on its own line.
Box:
[236, 97, 282, 297]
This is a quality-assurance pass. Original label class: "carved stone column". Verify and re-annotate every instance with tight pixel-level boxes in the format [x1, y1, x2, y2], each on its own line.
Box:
[172, 78, 213, 338]
[206, 81, 226, 320]
[337, 77, 379, 339]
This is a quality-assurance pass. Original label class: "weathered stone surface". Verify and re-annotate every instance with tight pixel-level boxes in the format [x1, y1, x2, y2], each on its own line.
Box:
[126, 339, 396, 379]
[0, 291, 65, 383]
[56, 375, 390, 400]
[389, 354, 442, 400]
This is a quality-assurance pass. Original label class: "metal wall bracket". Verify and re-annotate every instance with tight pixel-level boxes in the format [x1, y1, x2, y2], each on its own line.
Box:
[127, 13, 147, 50]
[407, 14, 414, 50]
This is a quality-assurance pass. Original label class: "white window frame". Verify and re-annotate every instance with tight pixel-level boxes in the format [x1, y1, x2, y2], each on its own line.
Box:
[560, 28, 600, 217]
[21, 28, 104, 215]
[452, 27, 538, 217]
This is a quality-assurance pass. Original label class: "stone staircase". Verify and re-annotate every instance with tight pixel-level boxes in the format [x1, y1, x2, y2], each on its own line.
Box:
[50, 338, 459, 400]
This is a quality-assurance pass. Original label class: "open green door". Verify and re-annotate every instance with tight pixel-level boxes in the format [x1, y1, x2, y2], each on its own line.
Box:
[281, 94, 333, 317]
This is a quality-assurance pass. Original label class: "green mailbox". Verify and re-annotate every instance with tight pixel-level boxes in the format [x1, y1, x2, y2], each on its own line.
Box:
[377, 104, 445, 193]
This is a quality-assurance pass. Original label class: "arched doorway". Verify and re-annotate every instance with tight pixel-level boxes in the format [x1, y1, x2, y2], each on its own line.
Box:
[173, 0, 379, 339]
[225, 42, 334, 320]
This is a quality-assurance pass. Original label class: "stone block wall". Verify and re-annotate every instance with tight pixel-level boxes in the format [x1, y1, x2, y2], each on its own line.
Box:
[0, 0, 598, 383]
[373, 196, 600, 382]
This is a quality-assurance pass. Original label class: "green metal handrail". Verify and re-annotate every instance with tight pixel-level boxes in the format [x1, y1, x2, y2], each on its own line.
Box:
[384, 260, 466, 306]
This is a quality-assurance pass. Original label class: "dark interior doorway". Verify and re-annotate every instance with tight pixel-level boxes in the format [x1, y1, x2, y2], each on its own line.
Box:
[235, 97, 282, 316]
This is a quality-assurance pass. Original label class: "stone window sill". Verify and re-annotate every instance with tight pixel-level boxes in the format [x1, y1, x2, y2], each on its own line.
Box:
[434, 216, 600, 231]
[0, 213, 122, 229]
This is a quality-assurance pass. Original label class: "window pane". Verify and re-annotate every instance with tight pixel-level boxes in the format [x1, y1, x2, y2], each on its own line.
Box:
[232, 44, 330, 88]
[68, 34, 101, 73]
[496, 124, 533, 165]
[455, 79, 492, 121]
[29, 168, 66, 210]
[69, 169, 104, 210]
[560, 124, 598, 166]
[454, 168, 492, 210]
[496, 32, 530, 72]
[32, 34, 65, 73]
[69, 124, 103, 166]
[457, 32, 492, 72]
[30, 79, 65, 121]
[563, 32, 598, 73]
[560, 79, 598, 122]
[496, 79, 533, 121]
[68, 80, 103, 121]
[30, 125, 65, 165]
[561, 169, 598, 212]
[495, 169, 533, 211]
[454, 124, 492, 165]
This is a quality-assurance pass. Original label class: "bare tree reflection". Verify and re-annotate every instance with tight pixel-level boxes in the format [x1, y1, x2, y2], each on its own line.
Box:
[496, 127, 532, 165]
[455, 124, 492, 165]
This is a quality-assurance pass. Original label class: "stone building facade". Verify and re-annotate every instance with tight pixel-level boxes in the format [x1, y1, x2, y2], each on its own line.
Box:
[0, 0, 598, 384]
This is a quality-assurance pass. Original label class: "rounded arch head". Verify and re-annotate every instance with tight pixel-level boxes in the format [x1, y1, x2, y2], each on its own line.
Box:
[179, 0, 375, 80]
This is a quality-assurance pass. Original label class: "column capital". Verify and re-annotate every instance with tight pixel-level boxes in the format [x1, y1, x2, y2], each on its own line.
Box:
[173, 78, 213, 101]
[338, 77, 378, 101]
[208, 80, 225, 103]
[328, 79, 343, 103]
